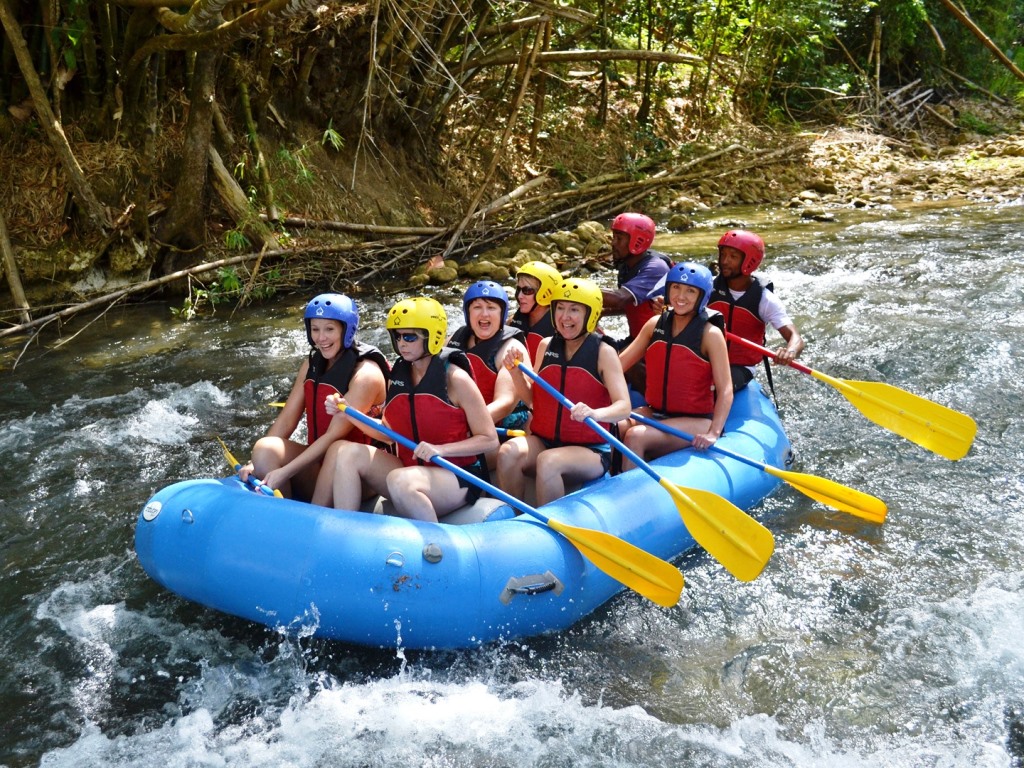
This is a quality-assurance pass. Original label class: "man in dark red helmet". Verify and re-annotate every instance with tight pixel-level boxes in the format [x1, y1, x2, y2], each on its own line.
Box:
[707, 229, 804, 392]
[601, 212, 673, 344]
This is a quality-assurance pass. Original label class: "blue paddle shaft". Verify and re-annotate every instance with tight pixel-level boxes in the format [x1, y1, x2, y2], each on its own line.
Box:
[629, 412, 766, 472]
[516, 362, 664, 484]
[231, 462, 277, 496]
[339, 405, 553, 524]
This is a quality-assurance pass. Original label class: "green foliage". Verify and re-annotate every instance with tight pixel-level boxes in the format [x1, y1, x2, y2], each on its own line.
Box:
[957, 110, 1001, 135]
[170, 267, 279, 319]
[322, 121, 344, 151]
[224, 229, 251, 251]
[250, 268, 281, 300]
[277, 146, 315, 185]
[49, 0, 91, 72]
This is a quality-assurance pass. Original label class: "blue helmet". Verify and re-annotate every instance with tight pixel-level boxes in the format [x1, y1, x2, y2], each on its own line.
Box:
[304, 293, 358, 348]
[462, 280, 509, 327]
[665, 262, 713, 313]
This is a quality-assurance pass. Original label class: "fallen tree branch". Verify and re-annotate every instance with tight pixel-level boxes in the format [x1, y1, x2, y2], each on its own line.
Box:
[940, 66, 1012, 105]
[262, 216, 445, 235]
[454, 47, 704, 74]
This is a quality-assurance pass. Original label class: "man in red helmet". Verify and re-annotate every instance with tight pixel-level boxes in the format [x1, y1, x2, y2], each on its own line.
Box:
[601, 212, 673, 344]
[707, 229, 804, 392]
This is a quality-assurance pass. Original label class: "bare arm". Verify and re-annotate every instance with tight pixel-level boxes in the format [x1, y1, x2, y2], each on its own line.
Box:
[618, 314, 658, 372]
[774, 323, 804, 364]
[269, 361, 388, 485]
[600, 285, 636, 313]
[700, 326, 734, 447]
[503, 337, 550, 409]
[324, 361, 392, 444]
[264, 358, 309, 440]
[433, 367, 499, 458]
[487, 337, 528, 423]
[570, 342, 632, 424]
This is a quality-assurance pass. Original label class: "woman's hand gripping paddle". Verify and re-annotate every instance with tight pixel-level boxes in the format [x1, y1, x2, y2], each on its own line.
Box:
[516, 361, 774, 582]
[216, 437, 283, 498]
[726, 333, 976, 461]
[629, 412, 887, 524]
[336, 404, 684, 607]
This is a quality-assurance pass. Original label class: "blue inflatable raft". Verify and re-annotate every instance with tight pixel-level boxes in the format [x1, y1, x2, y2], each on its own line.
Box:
[134, 382, 791, 650]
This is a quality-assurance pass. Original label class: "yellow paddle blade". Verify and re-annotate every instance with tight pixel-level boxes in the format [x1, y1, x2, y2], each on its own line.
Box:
[815, 373, 978, 461]
[661, 480, 775, 582]
[215, 436, 283, 498]
[764, 466, 888, 524]
[216, 436, 241, 470]
[548, 518, 684, 607]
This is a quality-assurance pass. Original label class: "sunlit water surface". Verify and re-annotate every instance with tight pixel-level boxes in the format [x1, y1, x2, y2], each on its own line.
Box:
[2, 202, 1023, 767]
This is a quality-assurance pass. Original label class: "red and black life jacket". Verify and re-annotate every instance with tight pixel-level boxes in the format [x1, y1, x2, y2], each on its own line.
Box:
[447, 325, 526, 404]
[304, 343, 390, 443]
[707, 275, 774, 367]
[531, 333, 611, 446]
[508, 309, 555, 363]
[644, 310, 723, 417]
[384, 348, 477, 468]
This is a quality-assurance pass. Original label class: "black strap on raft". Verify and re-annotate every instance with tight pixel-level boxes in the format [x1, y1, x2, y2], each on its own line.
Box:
[762, 355, 780, 411]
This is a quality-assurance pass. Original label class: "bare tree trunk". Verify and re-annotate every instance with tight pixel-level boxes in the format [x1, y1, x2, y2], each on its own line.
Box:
[156, 49, 219, 265]
[1, 208, 31, 324]
[208, 145, 280, 250]
[232, 58, 279, 221]
[530, 19, 552, 153]
[936, 0, 1024, 83]
[442, 22, 546, 258]
[597, 0, 608, 125]
[0, 0, 111, 236]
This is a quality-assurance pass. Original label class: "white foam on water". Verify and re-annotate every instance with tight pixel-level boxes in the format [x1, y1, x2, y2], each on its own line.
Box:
[35, 662, 1016, 768]
[117, 381, 231, 446]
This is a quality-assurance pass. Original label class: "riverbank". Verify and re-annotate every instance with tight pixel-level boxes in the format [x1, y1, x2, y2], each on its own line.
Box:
[654, 97, 1024, 220]
[1, 94, 1021, 322]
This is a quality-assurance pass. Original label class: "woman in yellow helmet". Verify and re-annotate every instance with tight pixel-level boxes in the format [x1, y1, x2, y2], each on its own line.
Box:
[508, 261, 560, 361]
[498, 278, 631, 505]
[328, 297, 498, 522]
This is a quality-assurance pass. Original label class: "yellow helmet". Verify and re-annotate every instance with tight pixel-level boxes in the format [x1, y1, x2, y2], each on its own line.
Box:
[386, 297, 447, 355]
[550, 278, 603, 334]
[516, 261, 562, 307]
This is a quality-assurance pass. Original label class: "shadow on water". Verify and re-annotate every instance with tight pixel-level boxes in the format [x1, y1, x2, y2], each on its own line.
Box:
[2, 201, 1024, 766]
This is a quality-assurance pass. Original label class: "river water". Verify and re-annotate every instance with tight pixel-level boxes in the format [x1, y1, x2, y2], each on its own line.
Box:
[2, 201, 1023, 767]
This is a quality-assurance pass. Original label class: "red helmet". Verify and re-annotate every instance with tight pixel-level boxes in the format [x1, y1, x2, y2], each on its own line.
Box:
[611, 213, 656, 256]
[717, 230, 765, 275]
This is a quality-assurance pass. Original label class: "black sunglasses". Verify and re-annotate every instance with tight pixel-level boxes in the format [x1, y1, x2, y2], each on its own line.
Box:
[392, 330, 424, 343]
[515, 285, 537, 296]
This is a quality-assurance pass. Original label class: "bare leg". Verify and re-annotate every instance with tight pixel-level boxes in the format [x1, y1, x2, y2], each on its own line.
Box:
[251, 436, 307, 498]
[621, 417, 709, 471]
[331, 442, 400, 511]
[496, 435, 544, 499]
[386, 465, 469, 522]
[310, 439, 345, 507]
[534, 446, 606, 506]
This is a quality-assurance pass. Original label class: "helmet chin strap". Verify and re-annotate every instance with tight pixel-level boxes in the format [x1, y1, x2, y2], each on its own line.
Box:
[409, 342, 433, 363]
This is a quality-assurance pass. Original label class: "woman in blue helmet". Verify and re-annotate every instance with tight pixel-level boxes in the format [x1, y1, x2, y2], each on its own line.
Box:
[240, 293, 389, 503]
[618, 262, 733, 469]
[447, 280, 531, 445]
